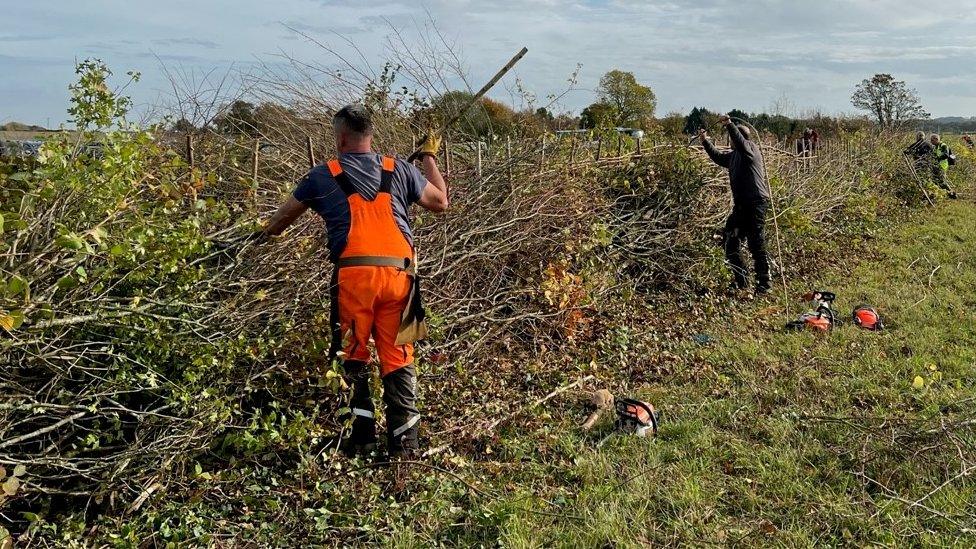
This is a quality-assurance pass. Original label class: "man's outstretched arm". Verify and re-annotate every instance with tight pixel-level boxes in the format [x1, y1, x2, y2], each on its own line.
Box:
[699, 129, 731, 168]
[263, 196, 308, 236]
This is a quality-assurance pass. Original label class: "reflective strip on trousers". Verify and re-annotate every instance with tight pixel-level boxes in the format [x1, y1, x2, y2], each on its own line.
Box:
[392, 414, 420, 437]
[352, 408, 374, 419]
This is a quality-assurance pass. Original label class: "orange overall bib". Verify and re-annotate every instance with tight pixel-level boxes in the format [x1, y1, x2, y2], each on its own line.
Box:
[327, 156, 415, 377]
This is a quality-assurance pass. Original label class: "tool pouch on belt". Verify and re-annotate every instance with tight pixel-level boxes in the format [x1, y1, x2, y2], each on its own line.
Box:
[396, 266, 428, 345]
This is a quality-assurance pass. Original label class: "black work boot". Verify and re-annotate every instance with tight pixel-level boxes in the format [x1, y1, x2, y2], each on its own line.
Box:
[755, 281, 771, 295]
[383, 366, 420, 460]
[341, 360, 376, 456]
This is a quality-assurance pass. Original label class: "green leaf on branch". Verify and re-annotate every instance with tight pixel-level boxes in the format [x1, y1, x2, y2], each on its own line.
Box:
[88, 226, 107, 245]
[56, 233, 86, 251]
[7, 310, 25, 330]
[7, 276, 29, 302]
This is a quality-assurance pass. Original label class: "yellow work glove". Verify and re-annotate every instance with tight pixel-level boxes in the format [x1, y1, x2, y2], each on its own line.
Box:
[418, 132, 442, 158]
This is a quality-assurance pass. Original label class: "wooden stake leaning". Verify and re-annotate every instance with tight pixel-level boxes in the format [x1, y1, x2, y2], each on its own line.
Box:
[407, 47, 528, 163]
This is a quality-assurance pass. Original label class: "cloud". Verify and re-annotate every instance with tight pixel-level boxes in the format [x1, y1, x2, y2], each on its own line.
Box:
[136, 51, 211, 63]
[151, 37, 221, 49]
[0, 34, 57, 42]
[278, 20, 368, 36]
[2, 0, 976, 124]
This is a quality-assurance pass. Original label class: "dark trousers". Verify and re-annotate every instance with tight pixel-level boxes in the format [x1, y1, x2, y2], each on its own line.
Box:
[343, 361, 419, 452]
[724, 201, 770, 289]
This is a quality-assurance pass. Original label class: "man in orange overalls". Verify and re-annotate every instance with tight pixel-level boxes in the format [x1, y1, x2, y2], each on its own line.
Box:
[261, 104, 448, 458]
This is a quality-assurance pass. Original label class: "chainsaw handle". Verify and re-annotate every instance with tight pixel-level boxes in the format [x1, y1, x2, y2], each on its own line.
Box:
[615, 399, 659, 436]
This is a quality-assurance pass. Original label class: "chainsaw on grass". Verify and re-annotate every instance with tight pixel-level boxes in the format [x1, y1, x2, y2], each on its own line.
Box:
[785, 290, 836, 332]
[582, 389, 660, 437]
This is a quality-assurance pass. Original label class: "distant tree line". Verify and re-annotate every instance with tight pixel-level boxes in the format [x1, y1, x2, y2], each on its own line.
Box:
[169, 70, 949, 144]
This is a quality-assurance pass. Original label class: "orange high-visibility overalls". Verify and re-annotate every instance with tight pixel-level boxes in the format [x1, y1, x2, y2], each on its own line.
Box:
[326, 155, 422, 454]
[327, 156, 416, 377]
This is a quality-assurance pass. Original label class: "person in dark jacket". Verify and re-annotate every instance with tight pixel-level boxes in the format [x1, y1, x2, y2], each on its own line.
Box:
[798, 128, 813, 156]
[698, 115, 771, 294]
[904, 131, 932, 160]
[904, 131, 934, 180]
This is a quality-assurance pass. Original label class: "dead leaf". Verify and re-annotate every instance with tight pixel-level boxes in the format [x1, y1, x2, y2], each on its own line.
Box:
[2, 477, 20, 496]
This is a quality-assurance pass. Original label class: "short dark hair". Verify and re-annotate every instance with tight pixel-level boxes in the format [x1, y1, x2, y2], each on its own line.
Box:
[332, 104, 373, 137]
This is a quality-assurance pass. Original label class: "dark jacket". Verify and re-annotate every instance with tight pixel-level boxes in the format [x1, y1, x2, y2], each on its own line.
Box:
[904, 138, 933, 161]
[702, 124, 770, 204]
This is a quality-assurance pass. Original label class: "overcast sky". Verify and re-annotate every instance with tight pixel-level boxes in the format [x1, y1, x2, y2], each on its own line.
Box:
[3, 0, 976, 126]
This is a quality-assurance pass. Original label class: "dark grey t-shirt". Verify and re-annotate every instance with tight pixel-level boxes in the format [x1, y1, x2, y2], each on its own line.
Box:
[293, 152, 428, 261]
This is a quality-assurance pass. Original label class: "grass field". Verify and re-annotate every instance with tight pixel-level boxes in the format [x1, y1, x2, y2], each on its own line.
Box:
[352, 196, 976, 547]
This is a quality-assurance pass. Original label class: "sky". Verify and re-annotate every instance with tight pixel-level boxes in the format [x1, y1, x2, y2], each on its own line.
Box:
[3, 0, 976, 127]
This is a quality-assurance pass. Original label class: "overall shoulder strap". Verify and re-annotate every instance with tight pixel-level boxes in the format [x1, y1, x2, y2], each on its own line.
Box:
[326, 159, 356, 196]
[379, 156, 395, 194]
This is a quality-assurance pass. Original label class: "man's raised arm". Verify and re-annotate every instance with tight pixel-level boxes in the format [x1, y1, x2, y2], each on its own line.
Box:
[415, 134, 449, 213]
[723, 116, 755, 160]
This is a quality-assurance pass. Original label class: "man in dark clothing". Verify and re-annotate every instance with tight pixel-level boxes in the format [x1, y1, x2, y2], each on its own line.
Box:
[904, 131, 932, 162]
[798, 128, 813, 157]
[699, 115, 771, 294]
[904, 131, 934, 183]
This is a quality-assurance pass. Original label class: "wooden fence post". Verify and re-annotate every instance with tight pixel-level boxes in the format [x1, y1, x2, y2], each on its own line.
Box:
[251, 139, 260, 181]
[570, 137, 578, 170]
[306, 136, 315, 169]
[539, 134, 546, 173]
[506, 136, 513, 187]
[596, 136, 603, 161]
[616, 134, 623, 157]
[636, 137, 642, 155]
[444, 134, 451, 177]
[186, 134, 195, 170]
[476, 141, 483, 177]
